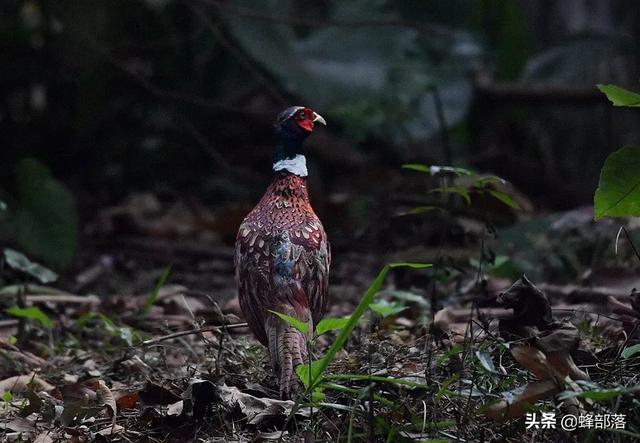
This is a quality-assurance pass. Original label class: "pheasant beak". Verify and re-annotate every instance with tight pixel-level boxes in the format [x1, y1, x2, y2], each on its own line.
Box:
[313, 112, 326, 126]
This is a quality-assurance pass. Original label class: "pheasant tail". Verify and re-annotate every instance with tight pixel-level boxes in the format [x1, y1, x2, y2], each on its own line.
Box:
[266, 311, 309, 399]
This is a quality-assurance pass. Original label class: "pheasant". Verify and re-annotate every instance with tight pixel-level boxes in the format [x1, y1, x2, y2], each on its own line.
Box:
[234, 106, 330, 398]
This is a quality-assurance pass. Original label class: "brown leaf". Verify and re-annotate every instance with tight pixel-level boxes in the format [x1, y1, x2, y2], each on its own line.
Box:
[61, 383, 97, 403]
[510, 345, 557, 380]
[115, 391, 139, 409]
[546, 352, 590, 381]
[536, 322, 580, 354]
[33, 432, 54, 443]
[96, 424, 124, 436]
[608, 296, 639, 318]
[138, 381, 181, 405]
[0, 373, 54, 394]
[96, 380, 117, 425]
[4, 417, 36, 432]
[216, 384, 310, 426]
[432, 307, 454, 332]
[483, 380, 559, 421]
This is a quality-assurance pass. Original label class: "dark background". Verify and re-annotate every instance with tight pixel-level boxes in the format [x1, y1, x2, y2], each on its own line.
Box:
[1, 0, 639, 273]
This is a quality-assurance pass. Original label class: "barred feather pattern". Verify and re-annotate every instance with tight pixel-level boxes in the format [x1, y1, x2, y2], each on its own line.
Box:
[234, 172, 330, 398]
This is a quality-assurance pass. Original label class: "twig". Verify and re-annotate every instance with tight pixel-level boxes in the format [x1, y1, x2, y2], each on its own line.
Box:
[137, 323, 247, 347]
[607, 319, 640, 378]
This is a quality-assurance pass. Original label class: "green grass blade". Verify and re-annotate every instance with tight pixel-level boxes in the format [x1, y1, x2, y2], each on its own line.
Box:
[142, 265, 171, 314]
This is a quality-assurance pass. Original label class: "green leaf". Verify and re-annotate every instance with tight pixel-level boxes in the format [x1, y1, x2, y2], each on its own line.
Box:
[143, 266, 172, 314]
[297, 262, 430, 389]
[487, 189, 520, 209]
[326, 373, 429, 389]
[369, 300, 407, 318]
[597, 84, 640, 107]
[404, 206, 440, 215]
[402, 163, 431, 173]
[296, 359, 324, 388]
[474, 175, 507, 185]
[384, 290, 429, 307]
[13, 158, 78, 268]
[594, 146, 640, 220]
[5, 306, 53, 328]
[269, 310, 309, 334]
[315, 317, 350, 335]
[475, 350, 498, 373]
[2, 391, 12, 402]
[388, 262, 432, 270]
[311, 387, 325, 403]
[622, 343, 640, 359]
[3, 248, 58, 284]
[558, 388, 625, 402]
[402, 164, 473, 176]
[321, 382, 394, 407]
[435, 373, 460, 403]
[430, 186, 471, 205]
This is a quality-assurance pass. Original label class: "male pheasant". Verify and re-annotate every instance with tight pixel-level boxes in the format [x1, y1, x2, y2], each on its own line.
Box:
[234, 106, 330, 398]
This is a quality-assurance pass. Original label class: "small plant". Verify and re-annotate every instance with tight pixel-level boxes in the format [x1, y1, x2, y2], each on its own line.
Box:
[2, 249, 57, 342]
[594, 85, 640, 221]
[274, 262, 432, 409]
[402, 163, 521, 213]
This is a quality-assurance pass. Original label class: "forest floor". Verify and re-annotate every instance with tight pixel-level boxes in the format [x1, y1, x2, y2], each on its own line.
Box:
[1, 193, 640, 442]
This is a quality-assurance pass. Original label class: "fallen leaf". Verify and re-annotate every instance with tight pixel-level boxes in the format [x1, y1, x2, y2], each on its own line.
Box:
[167, 400, 184, 416]
[0, 373, 54, 394]
[96, 380, 117, 425]
[33, 432, 54, 443]
[509, 345, 556, 381]
[139, 381, 181, 405]
[483, 380, 558, 421]
[216, 383, 310, 427]
[3, 416, 36, 432]
[115, 391, 139, 409]
[96, 424, 124, 436]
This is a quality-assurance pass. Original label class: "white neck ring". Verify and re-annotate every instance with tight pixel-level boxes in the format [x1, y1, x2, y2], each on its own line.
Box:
[272, 154, 308, 177]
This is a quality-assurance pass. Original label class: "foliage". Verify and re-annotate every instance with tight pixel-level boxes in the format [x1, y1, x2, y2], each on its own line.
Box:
[76, 312, 138, 347]
[593, 85, 640, 220]
[315, 317, 349, 335]
[403, 163, 520, 210]
[1, 158, 78, 268]
[598, 84, 640, 107]
[269, 310, 309, 334]
[369, 300, 407, 318]
[296, 262, 431, 389]
[3, 248, 58, 284]
[5, 306, 52, 328]
[621, 344, 640, 359]
[593, 146, 640, 220]
[142, 266, 172, 315]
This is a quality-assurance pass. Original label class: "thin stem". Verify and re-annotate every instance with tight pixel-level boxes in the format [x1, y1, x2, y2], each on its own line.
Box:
[622, 226, 640, 264]
[432, 86, 453, 165]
